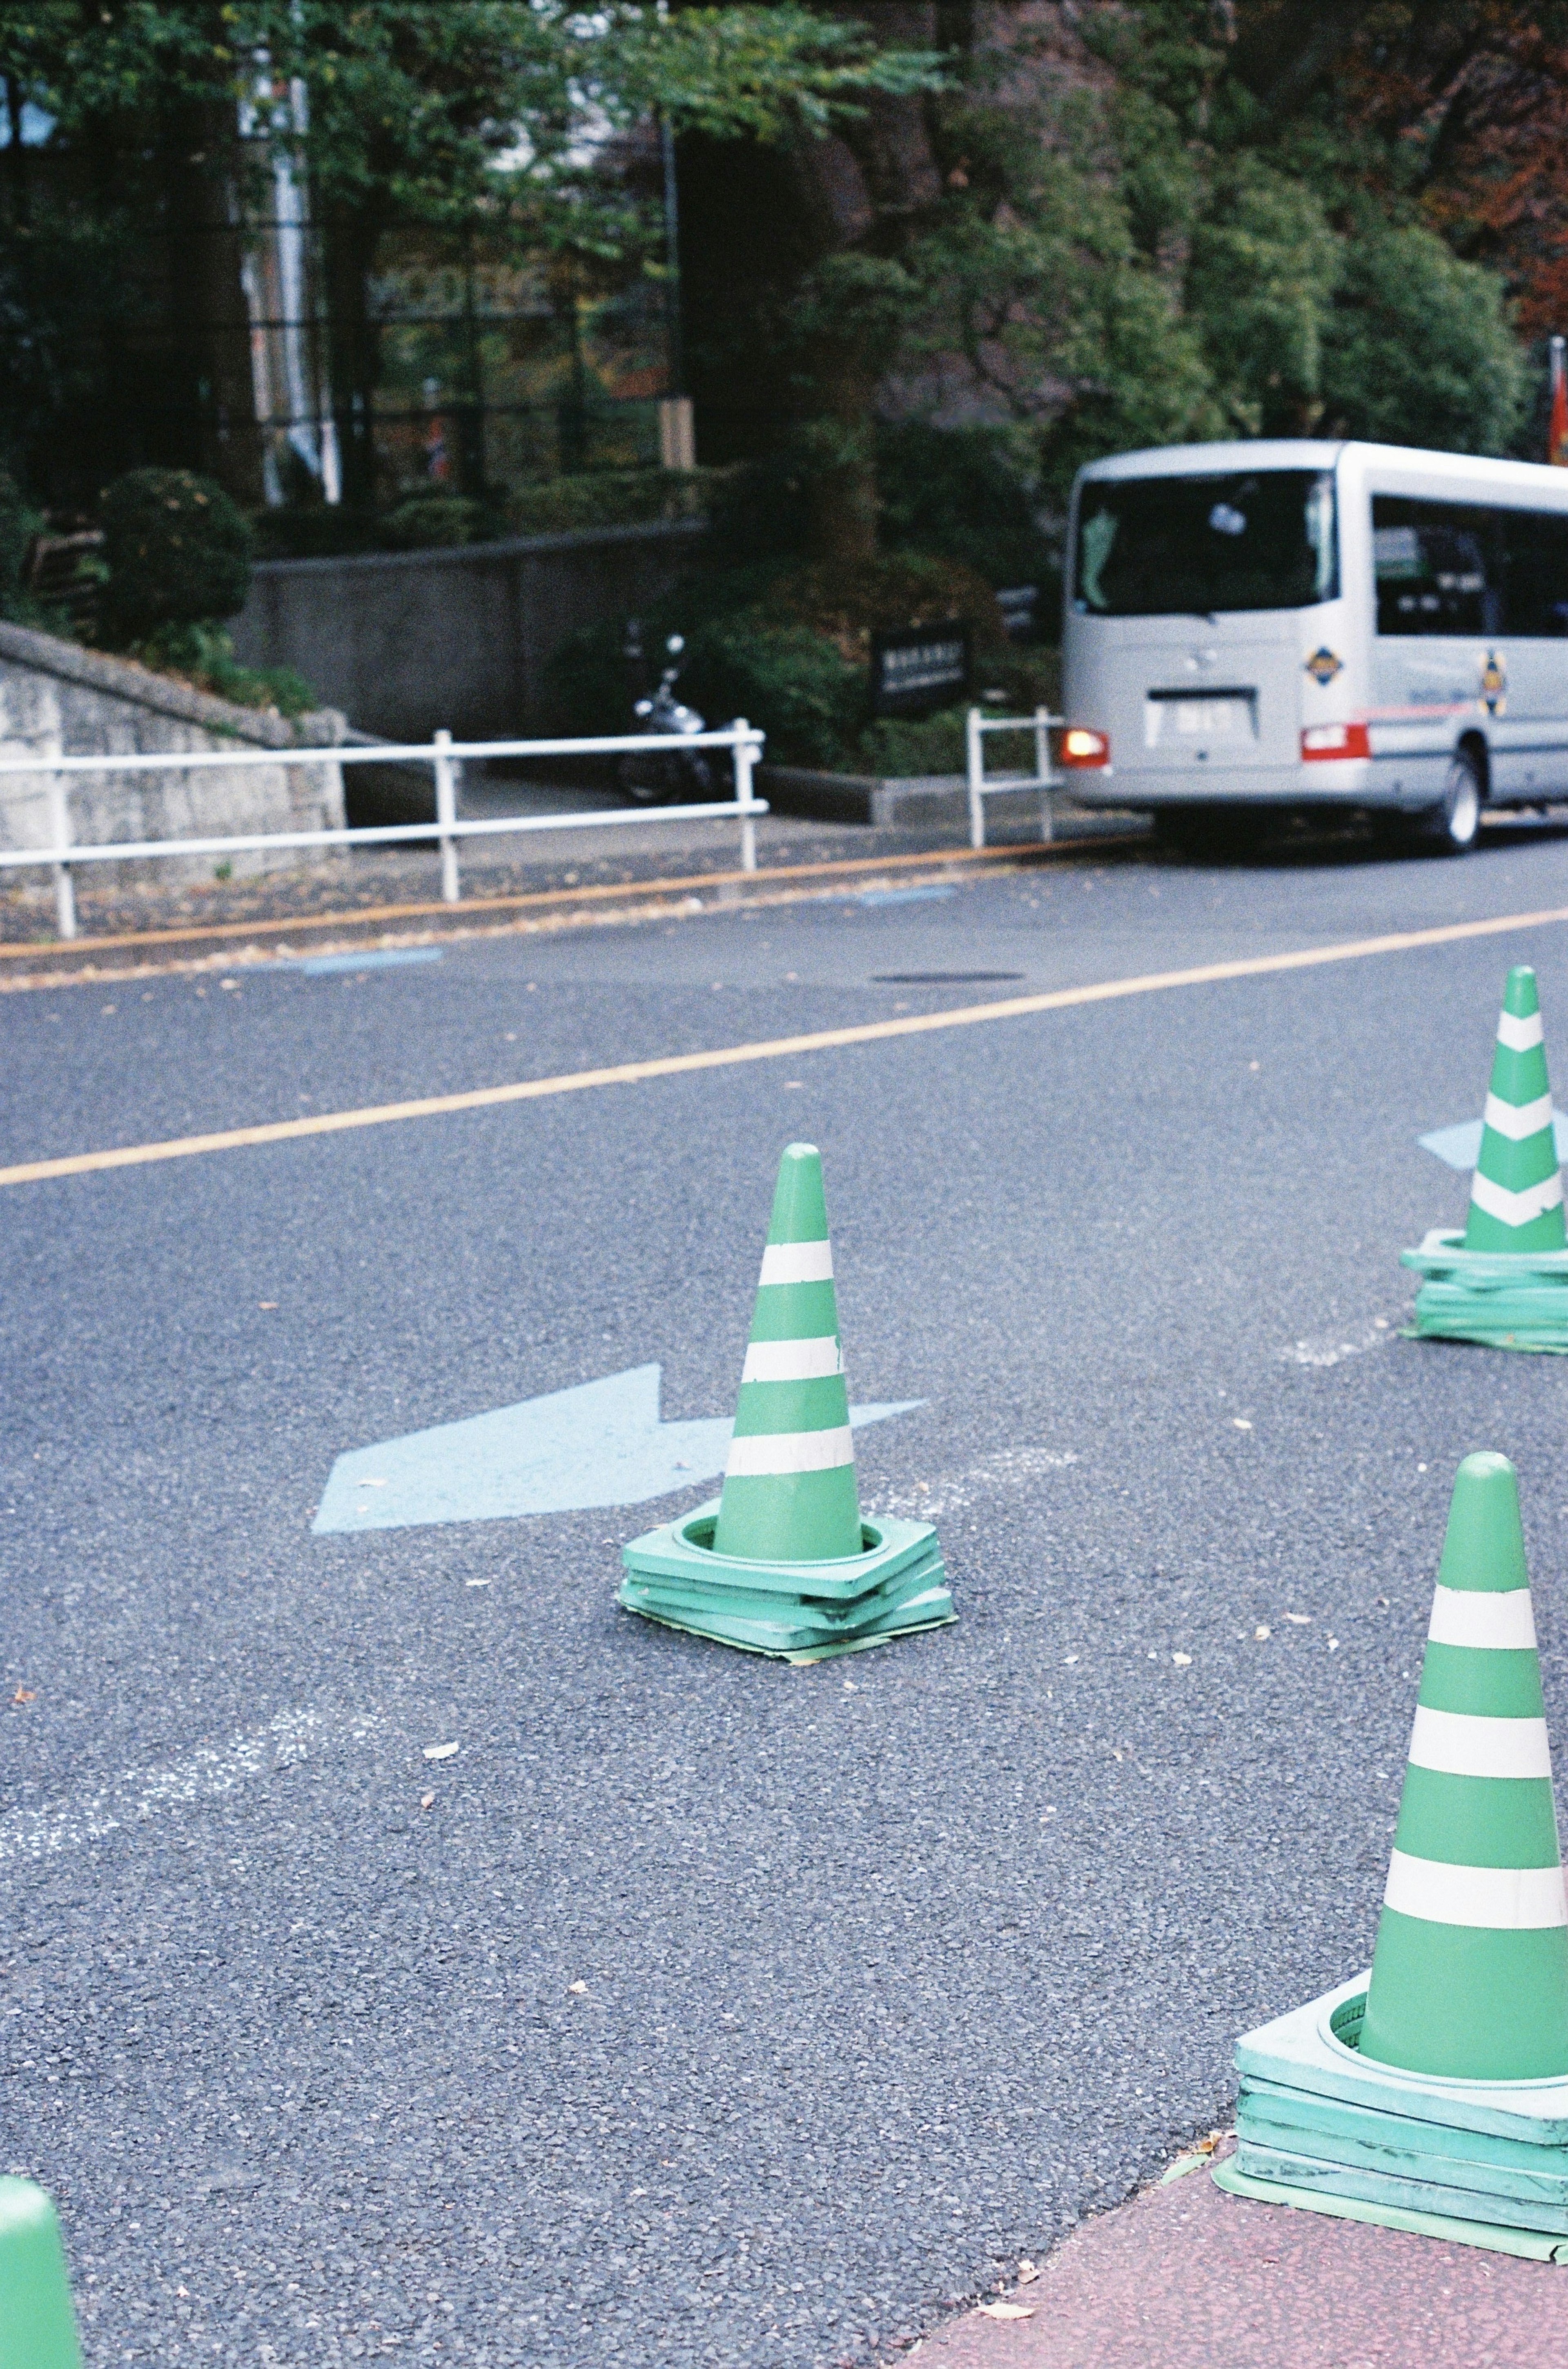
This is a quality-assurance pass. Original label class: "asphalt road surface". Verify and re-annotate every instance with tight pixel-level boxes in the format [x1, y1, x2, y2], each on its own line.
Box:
[7, 823, 1568, 2367]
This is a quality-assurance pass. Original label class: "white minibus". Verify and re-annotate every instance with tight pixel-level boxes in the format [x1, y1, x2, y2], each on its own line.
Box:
[1059, 438, 1568, 852]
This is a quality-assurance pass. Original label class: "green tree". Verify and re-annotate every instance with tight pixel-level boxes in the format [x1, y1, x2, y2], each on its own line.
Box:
[0, 4, 942, 501]
[1321, 218, 1528, 452]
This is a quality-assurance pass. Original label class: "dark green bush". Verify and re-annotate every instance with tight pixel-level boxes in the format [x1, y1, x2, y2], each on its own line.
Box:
[381, 493, 493, 549]
[127, 620, 318, 718]
[877, 424, 1056, 600]
[0, 469, 42, 622]
[101, 468, 253, 637]
[680, 611, 862, 769]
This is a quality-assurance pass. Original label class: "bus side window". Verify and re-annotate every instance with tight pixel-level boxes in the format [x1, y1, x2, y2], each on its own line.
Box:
[1373, 496, 1499, 636]
[1503, 512, 1568, 638]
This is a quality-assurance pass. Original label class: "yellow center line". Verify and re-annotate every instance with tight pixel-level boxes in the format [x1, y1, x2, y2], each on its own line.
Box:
[7, 899, 1568, 1190]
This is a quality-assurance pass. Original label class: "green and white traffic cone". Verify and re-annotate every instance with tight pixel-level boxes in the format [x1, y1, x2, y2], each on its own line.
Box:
[1359, 1451, 1568, 2081]
[619, 1143, 955, 1661]
[1403, 967, 1568, 1348]
[711, 1143, 863, 1564]
[1464, 968, 1566, 1254]
[0, 2179, 82, 2369]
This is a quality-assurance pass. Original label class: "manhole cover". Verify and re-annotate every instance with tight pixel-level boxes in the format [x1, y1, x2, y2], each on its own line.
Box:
[871, 971, 1026, 985]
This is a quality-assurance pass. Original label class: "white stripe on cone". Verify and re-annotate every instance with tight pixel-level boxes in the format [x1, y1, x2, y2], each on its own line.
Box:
[1496, 1011, 1546, 1053]
[741, 1335, 843, 1384]
[1407, 1705, 1552, 1780]
[1483, 1090, 1556, 1143]
[1384, 1848, 1568, 1930]
[758, 1241, 833, 1286]
[1469, 1168, 1565, 1228]
[724, 1423, 855, 1478]
[1428, 1585, 1538, 1651]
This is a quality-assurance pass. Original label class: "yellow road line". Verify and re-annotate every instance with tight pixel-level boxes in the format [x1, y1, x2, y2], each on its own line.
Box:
[7, 899, 1568, 1190]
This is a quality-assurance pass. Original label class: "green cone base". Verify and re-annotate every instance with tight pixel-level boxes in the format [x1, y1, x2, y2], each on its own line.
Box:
[1225, 1975, 1568, 2255]
[619, 1502, 955, 1661]
[1212, 2157, 1568, 2262]
[1402, 1230, 1568, 1353]
[0, 2178, 83, 2369]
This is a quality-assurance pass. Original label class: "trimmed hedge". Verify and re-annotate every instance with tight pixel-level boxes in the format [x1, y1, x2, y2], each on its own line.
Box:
[101, 468, 253, 637]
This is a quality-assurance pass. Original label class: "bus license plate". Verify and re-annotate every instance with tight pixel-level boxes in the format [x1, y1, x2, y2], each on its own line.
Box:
[1163, 696, 1253, 739]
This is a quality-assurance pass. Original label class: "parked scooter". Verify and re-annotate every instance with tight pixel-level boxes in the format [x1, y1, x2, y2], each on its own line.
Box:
[618, 623, 714, 805]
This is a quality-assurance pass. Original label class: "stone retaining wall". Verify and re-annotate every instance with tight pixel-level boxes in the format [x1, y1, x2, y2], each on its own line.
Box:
[0, 620, 347, 885]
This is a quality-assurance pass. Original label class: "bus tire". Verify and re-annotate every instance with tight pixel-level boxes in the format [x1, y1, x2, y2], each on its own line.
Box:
[1414, 749, 1483, 856]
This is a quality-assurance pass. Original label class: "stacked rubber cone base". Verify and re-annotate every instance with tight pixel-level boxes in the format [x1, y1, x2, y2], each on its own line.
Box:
[619, 1503, 955, 1665]
[1401, 1230, 1568, 1353]
[1215, 1975, 1568, 2261]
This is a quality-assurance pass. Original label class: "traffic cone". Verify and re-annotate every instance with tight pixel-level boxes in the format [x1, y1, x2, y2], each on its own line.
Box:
[1359, 1451, 1568, 2080]
[1464, 969, 1566, 1253]
[0, 2179, 82, 2369]
[619, 1144, 955, 1661]
[1217, 1453, 1568, 2255]
[712, 1143, 863, 1564]
[1403, 967, 1568, 1349]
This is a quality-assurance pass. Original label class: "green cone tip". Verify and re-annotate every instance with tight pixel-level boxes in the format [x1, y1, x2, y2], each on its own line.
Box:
[1436, 1452, 1529, 1596]
[1502, 966, 1541, 1019]
[767, 1143, 829, 1246]
[0, 2177, 82, 2369]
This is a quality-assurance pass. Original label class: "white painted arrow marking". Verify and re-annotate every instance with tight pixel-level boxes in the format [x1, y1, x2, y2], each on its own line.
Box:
[312, 1364, 922, 1534]
[1419, 1112, 1568, 1171]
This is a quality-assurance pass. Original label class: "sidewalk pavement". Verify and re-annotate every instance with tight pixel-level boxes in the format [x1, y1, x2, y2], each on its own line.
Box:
[920, 2142, 1568, 2369]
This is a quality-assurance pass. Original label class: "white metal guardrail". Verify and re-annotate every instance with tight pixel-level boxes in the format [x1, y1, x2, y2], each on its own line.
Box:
[965, 706, 1062, 851]
[0, 721, 767, 939]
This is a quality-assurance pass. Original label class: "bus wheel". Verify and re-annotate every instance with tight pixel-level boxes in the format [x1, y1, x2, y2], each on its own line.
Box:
[1415, 751, 1483, 856]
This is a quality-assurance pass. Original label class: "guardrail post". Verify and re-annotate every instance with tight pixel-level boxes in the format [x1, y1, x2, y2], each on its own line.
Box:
[733, 719, 758, 874]
[433, 729, 460, 904]
[46, 762, 76, 939]
[966, 706, 985, 851]
[1035, 705, 1054, 845]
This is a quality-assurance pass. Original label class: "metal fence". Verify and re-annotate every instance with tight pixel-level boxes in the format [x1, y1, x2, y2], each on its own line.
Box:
[0, 722, 766, 940]
[966, 706, 1062, 851]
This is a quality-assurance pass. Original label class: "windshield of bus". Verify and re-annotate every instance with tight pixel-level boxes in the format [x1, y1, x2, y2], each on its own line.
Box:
[1073, 469, 1338, 617]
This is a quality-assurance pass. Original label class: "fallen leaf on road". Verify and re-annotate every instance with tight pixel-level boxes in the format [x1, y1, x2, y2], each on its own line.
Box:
[1017, 2260, 1039, 2284]
[568, 1981, 588, 1995]
[1232, 1417, 1252, 1431]
[1254, 1625, 1271, 1641]
[423, 1742, 459, 1761]
[978, 2302, 1034, 2320]
[1283, 1613, 1310, 1625]
[1172, 1652, 1192, 1667]
[419, 1791, 435, 1809]
[11, 1687, 36, 1705]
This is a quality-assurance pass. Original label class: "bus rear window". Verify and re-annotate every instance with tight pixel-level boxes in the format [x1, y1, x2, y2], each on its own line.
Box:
[1074, 470, 1338, 617]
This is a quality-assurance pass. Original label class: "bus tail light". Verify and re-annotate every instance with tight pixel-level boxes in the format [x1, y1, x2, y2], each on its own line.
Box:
[1302, 722, 1371, 761]
[1060, 727, 1111, 769]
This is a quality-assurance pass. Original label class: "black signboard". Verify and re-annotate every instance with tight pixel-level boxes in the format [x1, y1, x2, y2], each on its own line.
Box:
[870, 619, 971, 717]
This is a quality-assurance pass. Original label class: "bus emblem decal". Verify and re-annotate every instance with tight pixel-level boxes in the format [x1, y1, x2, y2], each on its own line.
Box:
[1480, 650, 1507, 717]
[1306, 646, 1343, 685]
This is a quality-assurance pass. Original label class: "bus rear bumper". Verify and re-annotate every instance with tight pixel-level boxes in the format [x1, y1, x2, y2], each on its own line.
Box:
[1064, 758, 1438, 811]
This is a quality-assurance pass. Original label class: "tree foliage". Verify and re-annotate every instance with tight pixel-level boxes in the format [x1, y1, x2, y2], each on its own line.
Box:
[2, 4, 943, 247]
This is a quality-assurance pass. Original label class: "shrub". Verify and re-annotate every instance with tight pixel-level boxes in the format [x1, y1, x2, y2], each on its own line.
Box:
[127, 620, 318, 718]
[101, 468, 253, 638]
[506, 467, 714, 538]
[0, 469, 42, 622]
[680, 612, 862, 769]
[855, 706, 971, 776]
[877, 424, 1056, 597]
[381, 493, 492, 549]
